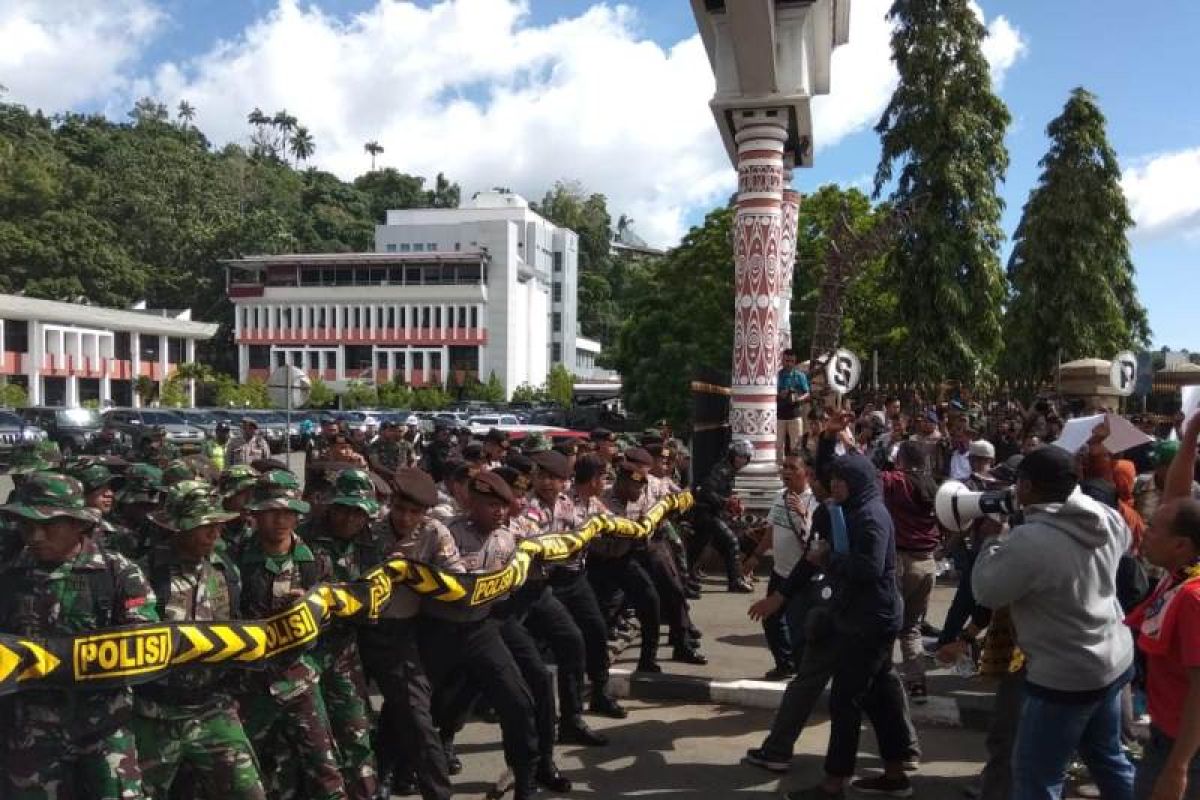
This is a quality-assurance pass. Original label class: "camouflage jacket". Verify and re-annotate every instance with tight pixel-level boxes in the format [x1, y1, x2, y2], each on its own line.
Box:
[135, 441, 181, 467]
[305, 523, 383, 659]
[0, 538, 157, 736]
[235, 535, 324, 701]
[367, 439, 413, 476]
[135, 545, 241, 716]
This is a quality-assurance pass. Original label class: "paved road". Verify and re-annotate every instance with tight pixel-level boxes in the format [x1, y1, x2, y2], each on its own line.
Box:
[449, 699, 987, 799]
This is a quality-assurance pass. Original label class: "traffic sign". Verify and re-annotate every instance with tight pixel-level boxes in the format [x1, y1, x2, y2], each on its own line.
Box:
[825, 348, 862, 395]
[1109, 351, 1137, 397]
[267, 366, 311, 410]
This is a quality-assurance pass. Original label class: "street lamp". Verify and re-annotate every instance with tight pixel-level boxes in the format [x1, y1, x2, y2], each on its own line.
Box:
[691, 0, 851, 503]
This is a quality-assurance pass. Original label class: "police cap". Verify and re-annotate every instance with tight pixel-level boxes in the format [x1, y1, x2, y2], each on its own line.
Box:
[391, 467, 439, 508]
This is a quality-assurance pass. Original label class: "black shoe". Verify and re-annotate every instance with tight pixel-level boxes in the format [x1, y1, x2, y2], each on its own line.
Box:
[513, 780, 541, 800]
[728, 578, 754, 593]
[559, 715, 608, 746]
[442, 739, 462, 776]
[684, 585, 701, 599]
[635, 659, 662, 673]
[536, 764, 572, 793]
[589, 691, 627, 719]
[763, 664, 796, 681]
[850, 774, 914, 797]
[672, 645, 708, 665]
[386, 772, 416, 797]
[742, 747, 791, 773]
[686, 624, 703, 640]
[920, 621, 942, 638]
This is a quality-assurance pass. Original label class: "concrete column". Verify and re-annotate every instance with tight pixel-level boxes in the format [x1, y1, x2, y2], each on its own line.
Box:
[730, 116, 788, 488]
[237, 344, 248, 384]
[159, 334, 169, 399]
[66, 375, 78, 407]
[186, 338, 196, 407]
[130, 331, 141, 408]
[778, 176, 801, 350]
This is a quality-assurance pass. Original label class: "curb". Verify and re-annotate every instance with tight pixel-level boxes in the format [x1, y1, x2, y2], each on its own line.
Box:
[607, 668, 994, 731]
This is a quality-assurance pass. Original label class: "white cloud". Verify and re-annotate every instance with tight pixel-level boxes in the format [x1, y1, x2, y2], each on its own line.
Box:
[1122, 147, 1200, 240]
[0, 0, 162, 110]
[0, 0, 1028, 247]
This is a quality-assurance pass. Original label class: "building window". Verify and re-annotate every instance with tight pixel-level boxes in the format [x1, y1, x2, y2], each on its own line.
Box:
[552, 343, 562, 362]
[248, 345, 271, 369]
[400, 243, 411, 252]
[553, 282, 562, 303]
[385, 243, 397, 252]
[413, 243, 425, 252]
[454, 242, 461, 251]
[167, 337, 185, 364]
[422, 307, 431, 329]
[553, 252, 563, 273]
[427, 242, 437, 252]
[387, 307, 396, 329]
[470, 307, 479, 329]
[552, 312, 561, 333]
[4, 320, 29, 353]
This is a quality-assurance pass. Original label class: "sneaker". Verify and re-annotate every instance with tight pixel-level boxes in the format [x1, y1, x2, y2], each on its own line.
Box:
[742, 747, 790, 773]
[850, 775, 913, 797]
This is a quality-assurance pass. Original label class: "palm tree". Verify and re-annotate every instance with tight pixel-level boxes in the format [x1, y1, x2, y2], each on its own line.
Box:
[176, 99, 196, 129]
[364, 140, 384, 171]
[247, 107, 269, 127]
[289, 126, 315, 166]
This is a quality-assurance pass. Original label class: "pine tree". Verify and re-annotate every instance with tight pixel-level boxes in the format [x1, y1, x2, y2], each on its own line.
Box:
[874, 0, 1011, 382]
[1003, 88, 1150, 379]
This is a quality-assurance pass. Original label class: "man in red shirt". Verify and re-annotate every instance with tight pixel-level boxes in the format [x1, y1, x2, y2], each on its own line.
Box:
[1128, 496, 1200, 799]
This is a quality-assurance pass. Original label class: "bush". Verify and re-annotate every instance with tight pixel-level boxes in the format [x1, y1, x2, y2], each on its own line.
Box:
[0, 382, 29, 408]
[412, 387, 450, 410]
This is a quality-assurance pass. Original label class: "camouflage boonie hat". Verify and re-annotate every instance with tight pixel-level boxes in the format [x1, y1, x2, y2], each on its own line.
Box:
[520, 432, 553, 454]
[328, 469, 380, 516]
[7, 445, 56, 476]
[218, 465, 259, 498]
[64, 458, 118, 494]
[163, 459, 198, 486]
[152, 480, 241, 533]
[117, 463, 164, 505]
[0, 472, 101, 524]
[1152, 439, 1179, 467]
[245, 469, 311, 515]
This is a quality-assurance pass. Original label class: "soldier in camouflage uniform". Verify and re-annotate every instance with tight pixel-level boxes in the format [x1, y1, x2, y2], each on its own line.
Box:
[135, 426, 181, 468]
[65, 458, 129, 553]
[162, 459, 200, 487]
[1, 448, 57, 562]
[85, 426, 131, 457]
[366, 421, 413, 481]
[133, 481, 267, 799]
[305, 470, 381, 800]
[107, 463, 167, 560]
[217, 465, 259, 554]
[235, 470, 347, 800]
[0, 472, 158, 799]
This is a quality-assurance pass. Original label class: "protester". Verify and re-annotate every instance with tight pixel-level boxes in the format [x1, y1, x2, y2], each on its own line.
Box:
[973, 445, 1135, 800]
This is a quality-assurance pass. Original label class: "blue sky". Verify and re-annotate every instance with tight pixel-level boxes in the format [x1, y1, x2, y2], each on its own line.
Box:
[1, 0, 1196, 349]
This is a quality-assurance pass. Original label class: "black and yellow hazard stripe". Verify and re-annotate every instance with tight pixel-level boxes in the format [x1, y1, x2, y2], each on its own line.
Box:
[0, 491, 692, 696]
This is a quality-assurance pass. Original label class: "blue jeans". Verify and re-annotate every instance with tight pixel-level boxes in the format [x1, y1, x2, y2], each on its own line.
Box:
[1012, 668, 1135, 800]
[1134, 726, 1200, 799]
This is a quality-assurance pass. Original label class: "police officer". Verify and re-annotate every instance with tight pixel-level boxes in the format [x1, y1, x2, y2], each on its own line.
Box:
[360, 467, 461, 800]
[689, 438, 754, 593]
[429, 461, 474, 524]
[305, 416, 340, 464]
[235, 470, 346, 800]
[230, 418, 271, 467]
[0, 472, 158, 799]
[203, 421, 233, 471]
[421, 471, 540, 799]
[134, 481, 266, 799]
[305, 470, 382, 800]
[589, 428, 618, 468]
[85, 425, 130, 457]
[481, 429, 509, 468]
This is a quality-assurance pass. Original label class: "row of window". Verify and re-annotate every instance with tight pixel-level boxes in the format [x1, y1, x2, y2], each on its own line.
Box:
[248, 345, 459, 373]
[383, 242, 454, 253]
[240, 304, 483, 334]
[288, 263, 486, 288]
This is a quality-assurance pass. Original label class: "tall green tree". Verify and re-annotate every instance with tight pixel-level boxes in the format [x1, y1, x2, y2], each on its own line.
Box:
[874, 0, 1011, 382]
[610, 207, 734, 427]
[1002, 88, 1150, 379]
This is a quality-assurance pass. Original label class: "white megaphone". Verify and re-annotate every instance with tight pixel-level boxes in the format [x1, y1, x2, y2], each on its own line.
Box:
[935, 481, 1018, 532]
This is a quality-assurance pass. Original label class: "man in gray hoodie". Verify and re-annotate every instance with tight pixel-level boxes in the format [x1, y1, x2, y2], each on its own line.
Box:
[973, 445, 1135, 800]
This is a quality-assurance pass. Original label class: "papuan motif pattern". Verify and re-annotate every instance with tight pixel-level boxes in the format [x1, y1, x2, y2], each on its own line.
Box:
[732, 212, 782, 387]
[729, 406, 777, 438]
[738, 163, 785, 196]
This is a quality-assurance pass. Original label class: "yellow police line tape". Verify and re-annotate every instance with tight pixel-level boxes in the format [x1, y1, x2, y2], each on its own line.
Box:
[0, 491, 692, 695]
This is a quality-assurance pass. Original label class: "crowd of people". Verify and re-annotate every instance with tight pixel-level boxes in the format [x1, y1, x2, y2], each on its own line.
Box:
[736, 352, 1200, 799]
[0, 413, 730, 800]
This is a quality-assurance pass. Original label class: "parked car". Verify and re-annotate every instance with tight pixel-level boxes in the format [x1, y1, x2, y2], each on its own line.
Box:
[102, 408, 206, 453]
[333, 411, 370, 433]
[0, 409, 48, 468]
[19, 406, 104, 459]
[241, 410, 292, 454]
[172, 408, 223, 439]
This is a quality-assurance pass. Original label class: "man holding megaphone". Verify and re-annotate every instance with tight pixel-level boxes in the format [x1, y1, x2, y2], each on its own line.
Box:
[971, 446, 1136, 800]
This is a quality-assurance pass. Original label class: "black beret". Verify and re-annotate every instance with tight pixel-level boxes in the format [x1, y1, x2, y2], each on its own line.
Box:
[615, 461, 647, 482]
[462, 442, 485, 460]
[623, 447, 655, 468]
[552, 440, 579, 457]
[469, 470, 516, 504]
[532, 450, 571, 480]
[505, 451, 535, 475]
[392, 467, 439, 508]
[590, 428, 614, 442]
[493, 465, 531, 493]
[484, 428, 509, 444]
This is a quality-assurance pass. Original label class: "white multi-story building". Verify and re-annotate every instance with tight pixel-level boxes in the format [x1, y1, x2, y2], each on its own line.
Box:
[226, 191, 582, 398]
[0, 294, 218, 407]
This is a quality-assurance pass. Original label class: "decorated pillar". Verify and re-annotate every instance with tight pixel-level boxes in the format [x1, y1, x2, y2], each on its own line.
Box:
[778, 178, 801, 350]
[730, 117, 788, 481]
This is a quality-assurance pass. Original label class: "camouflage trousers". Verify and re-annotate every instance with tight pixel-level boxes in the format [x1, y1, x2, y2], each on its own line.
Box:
[2, 700, 141, 800]
[239, 683, 347, 800]
[132, 701, 266, 799]
[318, 644, 379, 800]
[661, 520, 689, 573]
